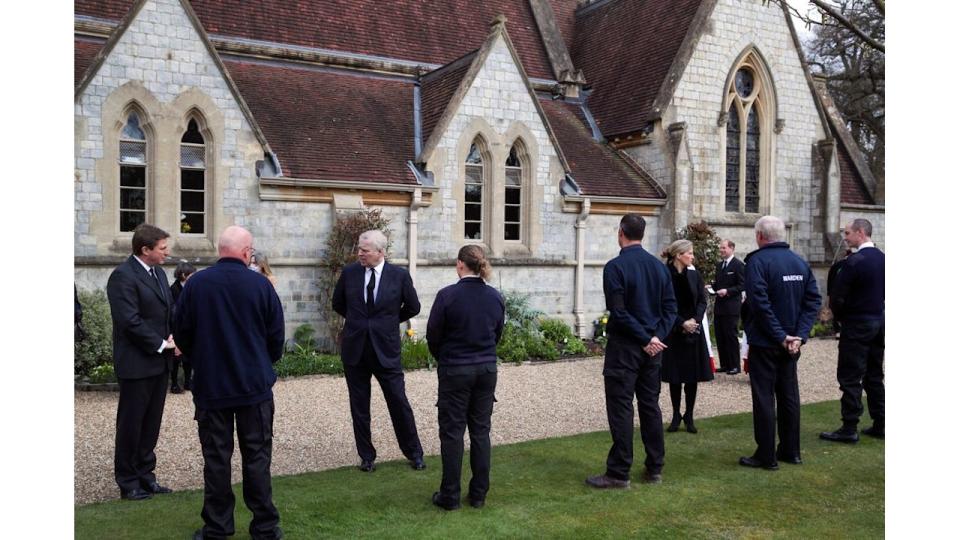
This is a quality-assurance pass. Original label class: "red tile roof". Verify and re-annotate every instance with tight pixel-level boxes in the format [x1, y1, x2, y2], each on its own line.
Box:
[75, 37, 105, 88]
[419, 51, 477, 153]
[571, 0, 703, 138]
[224, 59, 417, 184]
[75, 0, 557, 80]
[540, 98, 663, 199]
[837, 142, 873, 205]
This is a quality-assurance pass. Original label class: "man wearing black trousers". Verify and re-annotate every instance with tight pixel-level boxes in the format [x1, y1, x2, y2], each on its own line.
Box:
[820, 219, 885, 443]
[586, 214, 677, 488]
[106, 223, 176, 501]
[739, 216, 821, 470]
[426, 245, 504, 510]
[332, 229, 425, 472]
[174, 226, 285, 540]
[712, 239, 745, 374]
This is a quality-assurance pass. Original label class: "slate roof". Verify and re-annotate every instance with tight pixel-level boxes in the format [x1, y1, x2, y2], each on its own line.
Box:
[570, 0, 703, 138]
[75, 0, 557, 80]
[75, 37, 105, 87]
[837, 142, 874, 205]
[224, 59, 417, 184]
[419, 51, 477, 153]
[540, 98, 663, 199]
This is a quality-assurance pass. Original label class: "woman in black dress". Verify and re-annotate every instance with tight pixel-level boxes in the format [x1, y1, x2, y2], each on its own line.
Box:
[661, 240, 713, 433]
[425, 245, 505, 510]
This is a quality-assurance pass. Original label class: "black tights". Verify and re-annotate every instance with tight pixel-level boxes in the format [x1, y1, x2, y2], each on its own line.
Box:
[669, 382, 698, 419]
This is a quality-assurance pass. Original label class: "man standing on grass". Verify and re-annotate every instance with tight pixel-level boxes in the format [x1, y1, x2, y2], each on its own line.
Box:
[820, 219, 884, 443]
[739, 216, 821, 471]
[712, 239, 745, 374]
[106, 223, 176, 501]
[586, 214, 677, 488]
[174, 226, 285, 540]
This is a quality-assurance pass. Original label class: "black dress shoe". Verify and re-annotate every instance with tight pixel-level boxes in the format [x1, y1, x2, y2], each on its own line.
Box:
[776, 453, 803, 465]
[468, 497, 485, 509]
[585, 474, 630, 489]
[819, 429, 859, 443]
[862, 425, 884, 439]
[143, 481, 173, 494]
[738, 456, 778, 470]
[727, 368, 741, 375]
[432, 492, 461, 511]
[358, 459, 376, 472]
[640, 469, 662, 484]
[410, 457, 426, 470]
[170, 385, 184, 394]
[120, 488, 152, 501]
[666, 414, 681, 432]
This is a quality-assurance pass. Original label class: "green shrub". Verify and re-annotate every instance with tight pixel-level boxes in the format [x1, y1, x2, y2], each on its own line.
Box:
[274, 350, 344, 378]
[88, 363, 117, 384]
[524, 331, 559, 361]
[503, 291, 543, 331]
[293, 324, 319, 351]
[496, 324, 528, 364]
[539, 318, 588, 356]
[75, 289, 114, 378]
[809, 320, 834, 338]
[401, 336, 434, 370]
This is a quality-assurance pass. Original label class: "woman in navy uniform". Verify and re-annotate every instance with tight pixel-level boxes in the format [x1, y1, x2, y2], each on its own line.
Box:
[660, 240, 713, 433]
[426, 245, 505, 510]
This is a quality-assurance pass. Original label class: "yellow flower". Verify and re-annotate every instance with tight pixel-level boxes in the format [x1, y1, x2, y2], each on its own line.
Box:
[406, 328, 416, 337]
[601, 317, 608, 325]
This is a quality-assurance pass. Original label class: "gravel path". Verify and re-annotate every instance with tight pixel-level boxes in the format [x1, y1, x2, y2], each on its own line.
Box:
[75, 339, 842, 505]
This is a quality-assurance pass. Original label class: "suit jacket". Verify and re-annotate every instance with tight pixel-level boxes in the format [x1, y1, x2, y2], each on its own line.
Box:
[106, 255, 173, 379]
[712, 257, 745, 316]
[332, 261, 421, 368]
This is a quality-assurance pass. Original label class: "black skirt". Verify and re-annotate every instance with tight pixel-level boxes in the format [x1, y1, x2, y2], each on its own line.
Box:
[660, 327, 714, 384]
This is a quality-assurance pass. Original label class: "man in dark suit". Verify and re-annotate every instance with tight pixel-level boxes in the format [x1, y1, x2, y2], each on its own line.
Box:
[739, 216, 821, 470]
[820, 219, 885, 443]
[586, 214, 677, 488]
[106, 223, 176, 501]
[712, 239, 745, 374]
[332, 229, 425, 472]
[174, 225, 285, 540]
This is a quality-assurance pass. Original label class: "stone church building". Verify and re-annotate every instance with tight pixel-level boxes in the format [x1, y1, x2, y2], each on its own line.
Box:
[74, 0, 884, 343]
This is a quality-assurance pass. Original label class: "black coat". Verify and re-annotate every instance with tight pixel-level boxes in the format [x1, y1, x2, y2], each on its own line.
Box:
[711, 257, 745, 316]
[426, 276, 505, 366]
[333, 261, 421, 368]
[173, 258, 285, 410]
[106, 255, 173, 380]
[662, 265, 713, 383]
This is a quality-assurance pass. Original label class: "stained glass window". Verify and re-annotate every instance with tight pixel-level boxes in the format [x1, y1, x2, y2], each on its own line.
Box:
[725, 104, 740, 212]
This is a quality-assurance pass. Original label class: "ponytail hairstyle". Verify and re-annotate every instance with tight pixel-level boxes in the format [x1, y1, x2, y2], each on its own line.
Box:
[457, 244, 492, 281]
[662, 239, 694, 263]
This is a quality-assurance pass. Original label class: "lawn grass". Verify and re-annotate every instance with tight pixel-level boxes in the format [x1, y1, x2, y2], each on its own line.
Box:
[75, 400, 883, 539]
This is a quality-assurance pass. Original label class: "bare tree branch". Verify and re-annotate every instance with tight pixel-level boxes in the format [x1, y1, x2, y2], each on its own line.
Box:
[808, 0, 885, 52]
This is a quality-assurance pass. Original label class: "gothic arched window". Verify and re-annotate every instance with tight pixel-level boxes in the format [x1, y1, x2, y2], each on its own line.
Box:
[723, 53, 774, 214]
[464, 140, 485, 240]
[179, 118, 206, 234]
[119, 111, 148, 232]
[504, 143, 524, 241]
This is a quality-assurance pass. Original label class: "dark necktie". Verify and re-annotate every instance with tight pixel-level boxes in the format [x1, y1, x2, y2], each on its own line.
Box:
[366, 269, 376, 312]
[721, 261, 727, 272]
[149, 268, 163, 295]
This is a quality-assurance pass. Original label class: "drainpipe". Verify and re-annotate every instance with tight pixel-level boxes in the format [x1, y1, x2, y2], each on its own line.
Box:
[407, 187, 429, 333]
[574, 197, 591, 338]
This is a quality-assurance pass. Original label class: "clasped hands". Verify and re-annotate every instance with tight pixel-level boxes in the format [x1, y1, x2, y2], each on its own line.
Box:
[644, 336, 667, 356]
[782, 335, 802, 355]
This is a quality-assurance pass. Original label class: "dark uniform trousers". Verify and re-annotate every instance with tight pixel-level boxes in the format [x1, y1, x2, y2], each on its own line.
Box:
[344, 336, 424, 462]
[196, 399, 280, 540]
[115, 372, 168, 493]
[837, 320, 885, 429]
[436, 365, 497, 505]
[747, 346, 801, 464]
[604, 340, 664, 480]
[714, 314, 740, 371]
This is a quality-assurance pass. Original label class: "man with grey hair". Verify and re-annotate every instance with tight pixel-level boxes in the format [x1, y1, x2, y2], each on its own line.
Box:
[820, 218, 884, 443]
[333, 229, 425, 472]
[739, 216, 821, 470]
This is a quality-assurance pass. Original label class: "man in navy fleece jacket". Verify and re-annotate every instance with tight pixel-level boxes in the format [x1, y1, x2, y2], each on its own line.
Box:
[174, 225, 285, 540]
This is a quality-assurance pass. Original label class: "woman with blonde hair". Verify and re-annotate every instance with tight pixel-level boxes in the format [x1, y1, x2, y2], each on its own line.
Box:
[660, 239, 713, 433]
[249, 250, 277, 287]
[426, 244, 504, 510]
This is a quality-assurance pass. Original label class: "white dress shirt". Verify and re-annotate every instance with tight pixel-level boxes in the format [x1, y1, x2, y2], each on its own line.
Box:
[363, 259, 386, 303]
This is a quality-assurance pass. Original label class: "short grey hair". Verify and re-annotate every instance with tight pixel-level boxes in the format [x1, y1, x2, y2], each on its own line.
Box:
[358, 229, 388, 253]
[755, 215, 786, 242]
[850, 218, 873, 237]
